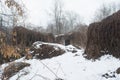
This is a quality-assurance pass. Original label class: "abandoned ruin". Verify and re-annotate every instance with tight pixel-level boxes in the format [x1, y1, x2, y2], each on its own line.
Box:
[12, 26, 87, 48]
[84, 10, 120, 59]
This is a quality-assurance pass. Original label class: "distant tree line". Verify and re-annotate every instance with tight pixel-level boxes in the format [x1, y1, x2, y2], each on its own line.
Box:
[46, 0, 83, 35]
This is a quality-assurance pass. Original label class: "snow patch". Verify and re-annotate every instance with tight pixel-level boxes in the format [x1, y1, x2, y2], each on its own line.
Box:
[0, 43, 120, 80]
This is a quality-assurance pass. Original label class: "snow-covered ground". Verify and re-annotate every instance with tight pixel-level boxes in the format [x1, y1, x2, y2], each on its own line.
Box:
[1, 43, 120, 80]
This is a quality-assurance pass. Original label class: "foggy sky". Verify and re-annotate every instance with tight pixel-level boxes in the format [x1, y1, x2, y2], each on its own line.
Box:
[23, 0, 120, 27]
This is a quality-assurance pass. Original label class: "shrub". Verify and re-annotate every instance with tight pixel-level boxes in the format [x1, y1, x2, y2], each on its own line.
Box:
[0, 45, 21, 64]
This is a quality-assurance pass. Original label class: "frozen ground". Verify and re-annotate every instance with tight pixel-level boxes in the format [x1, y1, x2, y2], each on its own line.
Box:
[1, 43, 120, 80]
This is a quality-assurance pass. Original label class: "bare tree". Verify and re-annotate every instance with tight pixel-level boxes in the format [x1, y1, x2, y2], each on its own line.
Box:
[0, 0, 26, 45]
[93, 3, 120, 22]
[46, 23, 56, 34]
[49, 0, 64, 35]
[47, 0, 83, 34]
[5, 0, 25, 27]
[62, 11, 83, 33]
[94, 4, 111, 22]
[47, 11, 82, 34]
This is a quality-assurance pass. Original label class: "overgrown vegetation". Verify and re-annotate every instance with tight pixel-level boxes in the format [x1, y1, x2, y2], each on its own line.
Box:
[12, 26, 55, 46]
[0, 0, 120, 65]
[0, 0, 27, 64]
[30, 42, 65, 59]
[84, 10, 120, 59]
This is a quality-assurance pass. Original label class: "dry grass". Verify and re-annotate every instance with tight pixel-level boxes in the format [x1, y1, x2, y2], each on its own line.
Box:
[1, 44, 21, 59]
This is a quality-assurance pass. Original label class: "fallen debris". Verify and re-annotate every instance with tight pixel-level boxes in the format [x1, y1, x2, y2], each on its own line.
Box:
[2, 62, 30, 80]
